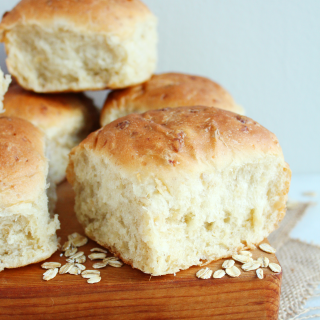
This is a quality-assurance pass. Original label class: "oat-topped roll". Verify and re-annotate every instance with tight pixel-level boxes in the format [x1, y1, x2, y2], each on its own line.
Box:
[0, 117, 60, 272]
[3, 83, 98, 184]
[67, 106, 291, 276]
[0, 0, 157, 93]
[100, 73, 244, 126]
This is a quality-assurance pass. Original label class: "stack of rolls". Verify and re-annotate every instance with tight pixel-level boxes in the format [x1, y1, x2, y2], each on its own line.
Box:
[0, 0, 291, 276]
[0, 0, 158, 271]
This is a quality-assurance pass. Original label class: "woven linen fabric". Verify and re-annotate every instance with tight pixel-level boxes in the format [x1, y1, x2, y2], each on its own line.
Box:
[268, 203, 320, 320]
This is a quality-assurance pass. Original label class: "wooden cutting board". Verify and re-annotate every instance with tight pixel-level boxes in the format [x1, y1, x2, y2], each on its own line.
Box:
[0, 181, 282, 320]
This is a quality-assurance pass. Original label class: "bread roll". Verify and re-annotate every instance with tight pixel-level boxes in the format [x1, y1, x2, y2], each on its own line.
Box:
[0, 0, 157, 93]
[3, 83, 98, 184]
[0, 117, 60, 272]
[0, 67, 11, 112]
[67, 106, 291, 276]
[100, 73, 244, 126]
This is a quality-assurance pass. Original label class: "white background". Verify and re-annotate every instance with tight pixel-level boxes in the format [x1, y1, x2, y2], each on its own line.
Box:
[0, 0, 319, 174]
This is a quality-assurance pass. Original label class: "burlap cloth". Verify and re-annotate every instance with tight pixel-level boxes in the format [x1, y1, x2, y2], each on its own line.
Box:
[268, 202, 320, 320]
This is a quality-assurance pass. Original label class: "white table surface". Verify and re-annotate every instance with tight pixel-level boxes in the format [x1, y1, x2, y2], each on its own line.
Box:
[287, 174, 320, 319]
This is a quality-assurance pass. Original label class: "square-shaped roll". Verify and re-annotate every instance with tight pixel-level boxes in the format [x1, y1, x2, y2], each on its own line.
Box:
[3, 84, 98, 184]
[0, 0, 157, 93]
[0, 117, 60, 272]
[67, 106, 291, 276]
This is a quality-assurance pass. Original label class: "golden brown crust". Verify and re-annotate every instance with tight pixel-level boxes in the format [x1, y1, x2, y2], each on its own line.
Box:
[3, 83, 98, 132]
[0, 117, 46, 206]
[100, 73, 244, 125]
[69, 106, 283, 180]
[0, 0, 154, 40]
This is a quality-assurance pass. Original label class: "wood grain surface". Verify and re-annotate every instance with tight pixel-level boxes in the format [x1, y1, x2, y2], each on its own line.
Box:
[0, 181, 282, 319]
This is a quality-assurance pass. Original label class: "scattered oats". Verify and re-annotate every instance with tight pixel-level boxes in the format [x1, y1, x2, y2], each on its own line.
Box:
[60, 253, 64, 257]
[59, 263, 74, 275]
[213, 269, 226, 279]
[222, 260, 235, 269]
[239, 251, 252, 257]
[68, 232, 82, 241]
[87, 276, 101, 284]
[226, 266, 241, 278]
[68, 232, 88, 247]
[242, 261, 261, 271]
[43, 268, 58, 281]
[232, 254, 253, 264]
[82, 270, 100, 278]
[82, 274, 96, 279]
[66, 258, 75, 263]
[68, 266, 81, 275]
[72, 236, 88, 247]
[259, 243, 276, 254]
[256, 268, 264, 279]
[269, 263, 281, 273]
[108, 260, 123, 268]
[196, 267, 212, 279]
[257, 257, 269, 268]
[93, 262, 108, 269]
[81, 270, 100, 275]
[102, 257, 119, 264]
[88, 253, 107, 260]
[65, 247, 77, 257]
[75, 263, 86, 271]
[75, 255, 86, 264]
[69, 251, 84, 260]
[82, 270, 100, 275]
[61, 240, 72, 252]
[302, 191, 317, 197]
[90, 248, 108, 254]
[41, 262, 61, 269]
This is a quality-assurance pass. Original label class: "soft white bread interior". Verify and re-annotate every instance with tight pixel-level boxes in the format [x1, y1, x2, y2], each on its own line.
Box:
[3, 83, 98, 184]
[67, 106, 291, 276]
[0, 117, 60, 272]
[0, 0, 157, 93]
[0, 67, 11, 112]
[100, 73, 244, 126]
